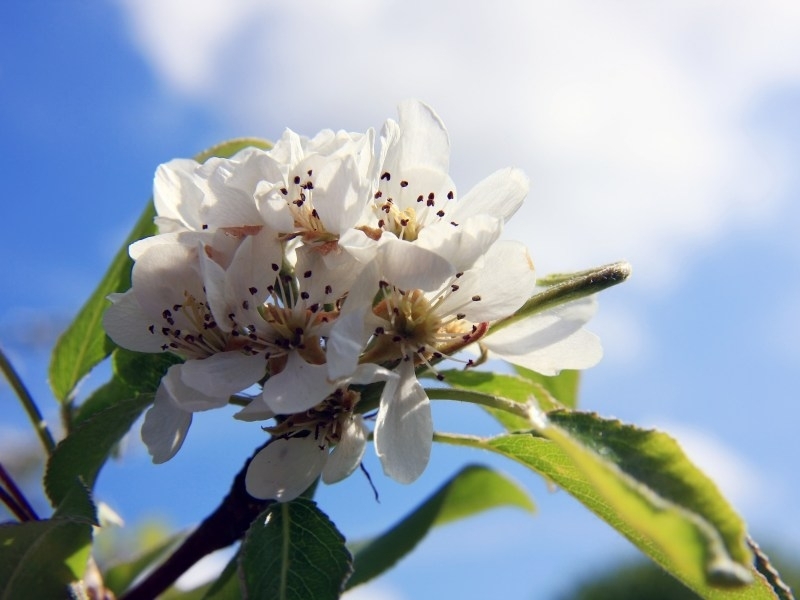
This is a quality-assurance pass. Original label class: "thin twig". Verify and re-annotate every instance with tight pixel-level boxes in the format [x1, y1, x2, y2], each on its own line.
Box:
[0, 346, 56, 455]
[0, 486, 30, 522]
[0, 462, 39, 521]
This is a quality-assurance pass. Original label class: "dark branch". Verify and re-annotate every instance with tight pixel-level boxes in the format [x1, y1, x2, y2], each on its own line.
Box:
[120, 444, 272, 600]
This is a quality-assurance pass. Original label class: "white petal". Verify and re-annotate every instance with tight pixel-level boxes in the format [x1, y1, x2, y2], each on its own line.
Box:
[453, 167, 529, 223]
[262, 353, 336, 414]
[377, 237, 455, 291]
[384, 100, 450, 174]
[322, 415, 368, 484]
[154, 159, 206, 231]
[159, 363, 230, 411]
[326, 262, 381, 380]
[234, 398, 276, 422]
[436, 241, 537, 322]
[483, 298, 603, 374]
[179, 351, 265, 399]
[245, 435, 328, 501]
[103, 291, 168, 353]
[374, 361, 433, 484]
[416, 214, 502, 272]
[141, 380, 193, 464]
[131, 242, 205, 321]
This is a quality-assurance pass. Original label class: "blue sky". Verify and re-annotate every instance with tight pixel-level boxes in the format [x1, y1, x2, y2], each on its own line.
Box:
[2, 2, 800, 598]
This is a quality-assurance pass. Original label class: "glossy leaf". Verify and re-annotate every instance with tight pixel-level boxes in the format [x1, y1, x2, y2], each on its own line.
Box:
[240, 498, 351, 600]
[45, 393, 154, 506]
[444, 412, 783, 599]
[346, 464, 535, 590]
[0, 485, 95, 600]
[514, 365, 580, 409]
[0, 520, 93, 600]
[48, 138, 271, 404]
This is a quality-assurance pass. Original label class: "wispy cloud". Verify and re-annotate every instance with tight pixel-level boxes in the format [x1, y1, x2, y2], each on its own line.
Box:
[116, 0, 800, 286]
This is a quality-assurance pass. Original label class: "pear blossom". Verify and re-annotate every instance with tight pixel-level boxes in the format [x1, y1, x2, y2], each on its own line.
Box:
[243, 364, 399, 501]
[104, 236, 272, 462]
[103, 98, 607, 497]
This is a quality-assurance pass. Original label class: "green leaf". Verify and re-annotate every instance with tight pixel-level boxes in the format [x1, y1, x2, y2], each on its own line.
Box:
[44, 393, 154, 506]
[0, 518, 93, 599]
[444, 413, 782, 599]
[240, 498, 351, 600]
[514, 366, 581, 409]
[72, 376, 135, 427]
[48, 137, 271, 404]
[52, 479, 98, 525]
[346, 464, 535, 590]
[112, 348, 184, 393]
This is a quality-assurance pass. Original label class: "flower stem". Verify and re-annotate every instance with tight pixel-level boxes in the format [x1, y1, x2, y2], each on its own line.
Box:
[492, 260, 632, 333]
[425, 387, 534, 421]
[0, 462, 39, 521]
[432, 431, 488, 449]
[0, 346, 55, 456]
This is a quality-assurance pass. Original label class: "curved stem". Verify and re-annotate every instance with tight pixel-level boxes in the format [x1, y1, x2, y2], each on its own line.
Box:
[0, 346, 55, 455]
[425, 387, 535, 421]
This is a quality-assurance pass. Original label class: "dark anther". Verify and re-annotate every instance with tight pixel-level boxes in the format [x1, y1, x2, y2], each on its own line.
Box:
[293, 175, 301, 184]
[249, 287, 258, 295]
[381, 171, 391, 181]
[471, 295, 481, 301]
[400, 180, 408, 187]
[303, 270, 312, 278]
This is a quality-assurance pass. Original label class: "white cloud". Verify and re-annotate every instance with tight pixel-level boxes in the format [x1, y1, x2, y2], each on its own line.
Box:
[343, 582, 408, 600]
[116, 0, 800, 287]
[174, 547, 234, 591]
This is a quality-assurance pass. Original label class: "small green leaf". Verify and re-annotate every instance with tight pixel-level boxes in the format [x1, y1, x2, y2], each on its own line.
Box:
[515, 366, 581, 409]
[45, 393, 154, 506]
[48, 138, 271, 404]
[447, 413, 781, 599]
[346, 464, 535, 590]
[0, 518, 93, 599]
[240, 498, 351, 600]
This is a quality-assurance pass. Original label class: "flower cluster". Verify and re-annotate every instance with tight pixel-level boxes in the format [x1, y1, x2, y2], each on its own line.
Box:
[103, 101, 602, 501]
